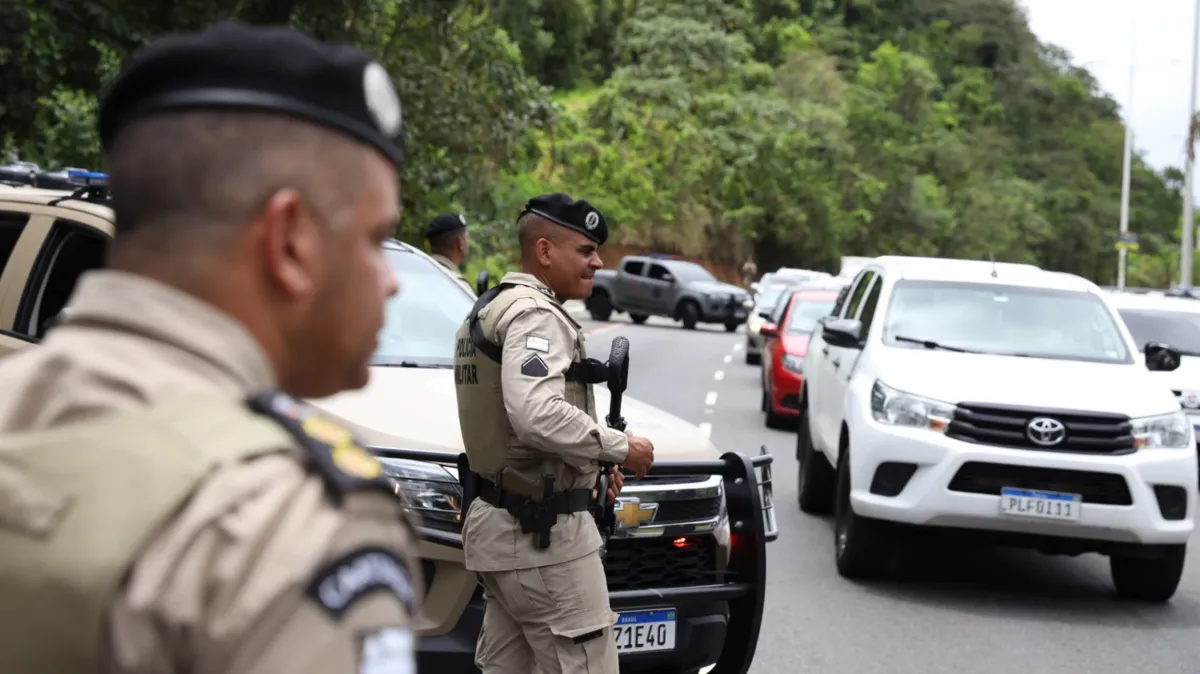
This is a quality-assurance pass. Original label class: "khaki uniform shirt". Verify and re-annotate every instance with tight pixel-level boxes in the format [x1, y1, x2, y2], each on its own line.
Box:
[0, 270, 422, 674]
[462, 272, 628, 573]
[431, 254, 476, 298]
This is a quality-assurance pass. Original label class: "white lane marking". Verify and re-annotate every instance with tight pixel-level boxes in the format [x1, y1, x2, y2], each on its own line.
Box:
[698, 422, 712, 439]
[704, 391, 718, 406]
[732, 343, 743, 352]
[701, 666, 716, 674]
[723, 354, 732, 364]
[713, 370, 725, 381]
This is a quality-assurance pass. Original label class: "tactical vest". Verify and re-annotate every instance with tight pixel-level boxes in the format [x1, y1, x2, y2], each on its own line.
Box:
[433, 254, 476, 298]
[0, 394, 397, 673]
[453, 282, 610, 496]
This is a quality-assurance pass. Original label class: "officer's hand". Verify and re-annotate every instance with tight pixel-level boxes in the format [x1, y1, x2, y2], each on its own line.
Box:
[606, 466, 625, 504]
[622, 434, 655, 479]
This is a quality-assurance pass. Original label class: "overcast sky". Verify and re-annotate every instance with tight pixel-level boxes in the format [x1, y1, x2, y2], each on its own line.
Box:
[1018, 0, 1194, 181]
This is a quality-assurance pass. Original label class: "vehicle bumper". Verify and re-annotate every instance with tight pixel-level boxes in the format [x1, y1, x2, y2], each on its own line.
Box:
[702, 298, 750, 324]
[770, 369, 803, 417]
[417, 586, 737, 674]
[846, 407, 1198, 546]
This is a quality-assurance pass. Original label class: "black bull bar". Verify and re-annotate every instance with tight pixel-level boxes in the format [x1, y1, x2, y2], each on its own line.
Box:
[368, 444, 778, 674]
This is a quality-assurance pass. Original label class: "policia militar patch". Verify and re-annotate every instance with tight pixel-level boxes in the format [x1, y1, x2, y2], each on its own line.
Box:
[246, 391, 394, 498]
[309, 546, 416, 619]
[521, 353, 549, 377]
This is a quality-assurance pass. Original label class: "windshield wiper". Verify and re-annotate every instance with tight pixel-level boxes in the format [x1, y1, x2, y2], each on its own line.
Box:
[893, 335, 982, 354]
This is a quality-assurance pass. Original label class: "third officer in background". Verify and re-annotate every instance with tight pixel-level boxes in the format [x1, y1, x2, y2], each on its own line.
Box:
[0, 20, 421, 674]
[426, 212, 476, 297]
[453, 194, 656, 673]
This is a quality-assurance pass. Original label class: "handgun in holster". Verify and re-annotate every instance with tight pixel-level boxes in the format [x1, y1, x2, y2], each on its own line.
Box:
[516, 473, 556, 550]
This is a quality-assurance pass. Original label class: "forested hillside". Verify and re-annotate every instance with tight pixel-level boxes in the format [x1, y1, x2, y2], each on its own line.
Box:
[0, 0, 1191, 285]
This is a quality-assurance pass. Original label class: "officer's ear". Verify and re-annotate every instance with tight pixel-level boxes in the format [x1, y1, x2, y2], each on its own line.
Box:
[257, 187, 323, 299]
[533, 236, 556, 267]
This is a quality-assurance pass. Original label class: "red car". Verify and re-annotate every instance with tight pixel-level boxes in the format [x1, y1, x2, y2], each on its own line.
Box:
[760, 288, 840, 429]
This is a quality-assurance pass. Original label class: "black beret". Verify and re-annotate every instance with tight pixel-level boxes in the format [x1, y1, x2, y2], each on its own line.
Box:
[425, 213, 468, 239]
[97, 20, 405, 166]
[521, 193, 608, 245]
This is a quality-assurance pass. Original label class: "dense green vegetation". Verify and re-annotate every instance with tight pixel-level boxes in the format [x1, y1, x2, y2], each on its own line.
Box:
[1, 0, 1193, 286]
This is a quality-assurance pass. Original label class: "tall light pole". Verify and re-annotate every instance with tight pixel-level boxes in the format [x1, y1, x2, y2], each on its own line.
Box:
[1117, 30, 1135, 290]
[1181, 0, 1200, 288]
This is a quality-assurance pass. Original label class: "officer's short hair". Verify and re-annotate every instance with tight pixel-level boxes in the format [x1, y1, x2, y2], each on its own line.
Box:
[106, 109, 370, 250]
[428, 229, 466, 254]
[516, 211, 562, 252]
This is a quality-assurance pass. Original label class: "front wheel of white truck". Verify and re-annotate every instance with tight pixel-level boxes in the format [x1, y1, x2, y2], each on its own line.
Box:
[1110, 544, 1186, 602]
[833, 443, 893, 580]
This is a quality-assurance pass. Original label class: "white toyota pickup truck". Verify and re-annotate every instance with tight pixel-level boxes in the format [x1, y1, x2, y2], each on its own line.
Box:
[796, 256, 1195, 602]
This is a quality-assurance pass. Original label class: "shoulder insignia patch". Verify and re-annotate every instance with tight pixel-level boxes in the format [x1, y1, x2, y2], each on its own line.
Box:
[309, 546, 416, 619]
[247, 391, 390, 495]
[521, 354, 549, 378]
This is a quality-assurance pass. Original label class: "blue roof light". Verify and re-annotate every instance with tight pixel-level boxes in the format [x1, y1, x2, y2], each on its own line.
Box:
[66, 169, 108, 186]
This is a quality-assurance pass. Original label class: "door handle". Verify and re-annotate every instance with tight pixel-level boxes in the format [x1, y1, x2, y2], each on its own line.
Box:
[832, 358, 841, 368]
[822, 346, 830, 355]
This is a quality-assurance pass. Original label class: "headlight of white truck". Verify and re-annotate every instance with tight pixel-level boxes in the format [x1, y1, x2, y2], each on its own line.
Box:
[1130, 411, 1193, 450]
[870, 380, 955, 432]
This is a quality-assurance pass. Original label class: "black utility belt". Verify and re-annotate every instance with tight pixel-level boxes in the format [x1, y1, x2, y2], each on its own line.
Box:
[478, 478, 592, 515]
[475, 475, 595, 549]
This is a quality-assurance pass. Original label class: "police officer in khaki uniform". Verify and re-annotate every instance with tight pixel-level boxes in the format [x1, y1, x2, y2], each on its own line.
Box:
[0, 20, 423, 674]
[453, 193, 657, 674]
[426, 212, 476, 297]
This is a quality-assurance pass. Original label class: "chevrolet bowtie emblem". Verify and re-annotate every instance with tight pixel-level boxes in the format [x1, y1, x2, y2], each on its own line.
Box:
[615, 499, 658, 528]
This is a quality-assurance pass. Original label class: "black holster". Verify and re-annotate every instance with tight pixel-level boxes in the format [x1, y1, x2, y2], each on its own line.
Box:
[457, 454, 478, 513]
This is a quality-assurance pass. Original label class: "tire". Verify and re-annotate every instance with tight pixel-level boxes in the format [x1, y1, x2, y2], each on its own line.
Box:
[724, 321, 738, 333]
[679, 301, 700, 330]
[587, 292, 613, 322]
[745, 349, 761, 365]
[630, 313, 649, 324]
[761, 389, 768, 412]
[1110, 545, 1186, 602]
[833, 444, 893, 579]
[797, 408, 836, 514]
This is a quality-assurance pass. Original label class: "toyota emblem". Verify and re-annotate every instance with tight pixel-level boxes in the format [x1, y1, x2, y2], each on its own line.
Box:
[1026, 417, 1066, 447]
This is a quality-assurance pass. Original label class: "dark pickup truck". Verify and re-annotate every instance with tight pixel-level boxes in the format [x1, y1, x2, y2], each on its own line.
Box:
[587, 255, 753, 331]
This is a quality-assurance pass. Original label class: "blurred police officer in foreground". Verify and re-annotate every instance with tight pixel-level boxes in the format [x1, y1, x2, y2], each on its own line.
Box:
[426, 212, 476, 296]
[0, 20, 422, 674]
[452, 194, 656, 673]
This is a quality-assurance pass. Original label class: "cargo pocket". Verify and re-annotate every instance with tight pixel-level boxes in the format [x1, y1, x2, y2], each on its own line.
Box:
[547, 614, 618, 674]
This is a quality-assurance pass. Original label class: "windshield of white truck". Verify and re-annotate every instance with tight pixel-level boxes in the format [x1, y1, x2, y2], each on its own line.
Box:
[1117, 308, 1200, 356]
[373, 247, 474, 368]
[881, 280, 1134, 364]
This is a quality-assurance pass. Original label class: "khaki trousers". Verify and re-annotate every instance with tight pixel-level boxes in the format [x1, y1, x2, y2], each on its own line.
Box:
[474, 551, 618, 674]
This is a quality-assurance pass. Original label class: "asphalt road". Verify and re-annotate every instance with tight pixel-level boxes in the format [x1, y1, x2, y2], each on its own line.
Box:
[573, 310, 1200, 674]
